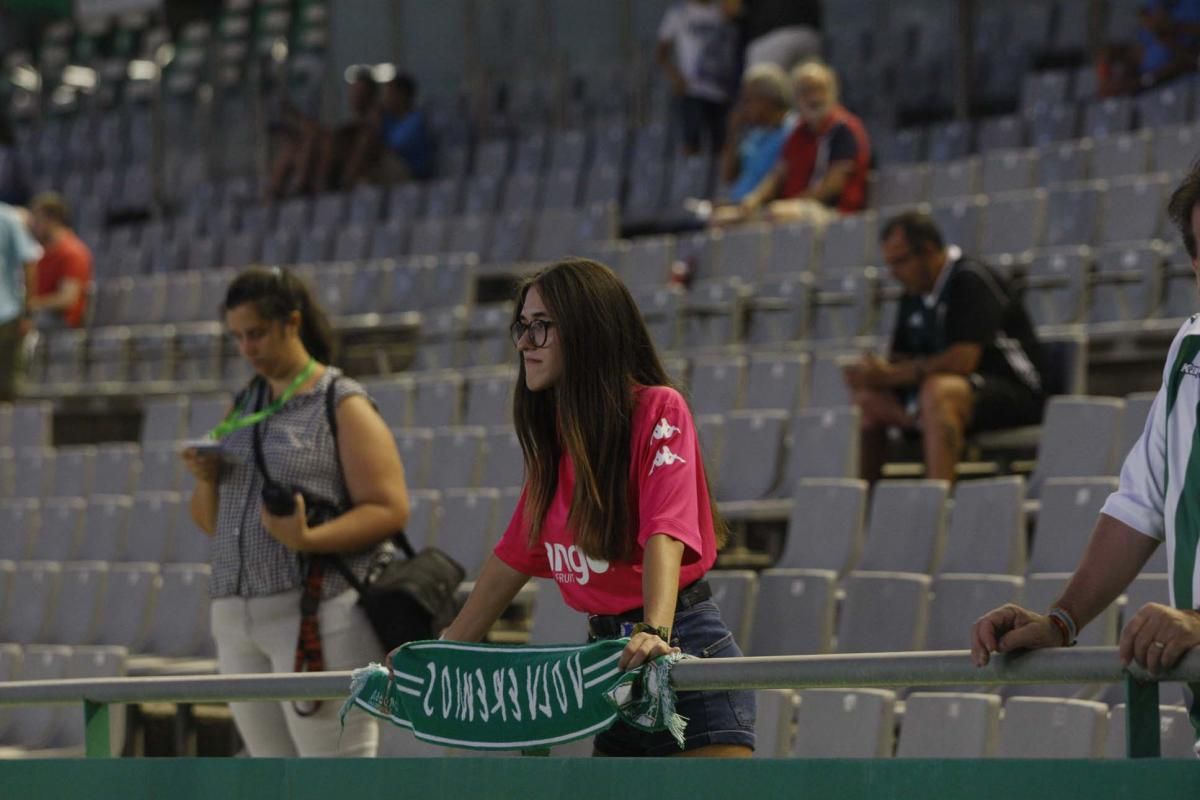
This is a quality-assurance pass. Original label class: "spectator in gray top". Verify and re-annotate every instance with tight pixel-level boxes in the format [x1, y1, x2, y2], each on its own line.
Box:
[181, 267, 410, 757]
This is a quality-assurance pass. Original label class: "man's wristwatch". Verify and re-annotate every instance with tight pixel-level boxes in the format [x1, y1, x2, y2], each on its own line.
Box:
[630, 622, 671, 642]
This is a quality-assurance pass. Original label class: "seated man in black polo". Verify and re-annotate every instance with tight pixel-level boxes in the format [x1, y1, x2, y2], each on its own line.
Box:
[843, 212, 1046, 481]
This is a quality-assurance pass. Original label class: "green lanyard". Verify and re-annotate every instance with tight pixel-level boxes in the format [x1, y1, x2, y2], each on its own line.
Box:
[207, 359, 318, 440]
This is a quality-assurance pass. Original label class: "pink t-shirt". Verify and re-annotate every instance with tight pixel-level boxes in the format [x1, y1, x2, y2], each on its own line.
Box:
[493, 385, 717, 615]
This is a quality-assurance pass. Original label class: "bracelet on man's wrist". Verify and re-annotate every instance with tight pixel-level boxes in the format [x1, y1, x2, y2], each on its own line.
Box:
[1047, 607, 1078, 647]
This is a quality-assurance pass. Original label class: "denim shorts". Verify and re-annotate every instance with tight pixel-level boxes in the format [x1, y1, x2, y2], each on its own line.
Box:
[590, 600, 756, 756]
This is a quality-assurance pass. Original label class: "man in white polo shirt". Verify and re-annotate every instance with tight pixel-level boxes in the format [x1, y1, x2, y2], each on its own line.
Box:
[971, 164, 1200, 743]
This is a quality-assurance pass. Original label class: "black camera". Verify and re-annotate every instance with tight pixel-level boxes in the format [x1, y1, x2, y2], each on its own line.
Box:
[261, 481, 342, 527]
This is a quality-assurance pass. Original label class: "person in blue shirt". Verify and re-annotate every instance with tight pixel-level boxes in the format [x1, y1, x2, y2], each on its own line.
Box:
[378, 74, 434, 181]
[711, 63, 795, 223]
[0, 202, 42, 401]
[1101, 0, 1200, 95]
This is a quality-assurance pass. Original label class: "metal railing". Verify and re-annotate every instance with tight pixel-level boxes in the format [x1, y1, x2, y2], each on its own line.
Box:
[0, 646, 1196, 758]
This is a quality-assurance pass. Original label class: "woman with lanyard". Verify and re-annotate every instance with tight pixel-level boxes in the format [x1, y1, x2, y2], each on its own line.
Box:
[441, 258, 756, 757]
[181, 267, 410, 757]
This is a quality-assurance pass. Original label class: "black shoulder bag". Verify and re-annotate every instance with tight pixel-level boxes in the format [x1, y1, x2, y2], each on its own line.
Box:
[252, 376, 465, 658]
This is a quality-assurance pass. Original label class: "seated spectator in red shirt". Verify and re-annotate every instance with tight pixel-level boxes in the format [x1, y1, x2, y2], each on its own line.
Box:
[740, 61, 870, 226]
[26, 192, 92, 330]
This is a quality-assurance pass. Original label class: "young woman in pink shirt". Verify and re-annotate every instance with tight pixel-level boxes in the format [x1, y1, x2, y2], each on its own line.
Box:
[442, 258, 755, 757]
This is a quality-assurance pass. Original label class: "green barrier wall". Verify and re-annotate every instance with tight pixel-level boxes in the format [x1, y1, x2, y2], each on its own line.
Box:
[2, 758, 1200, 800]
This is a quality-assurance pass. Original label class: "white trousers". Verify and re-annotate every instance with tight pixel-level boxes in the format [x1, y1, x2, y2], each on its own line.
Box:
[211, 588, 381, 757]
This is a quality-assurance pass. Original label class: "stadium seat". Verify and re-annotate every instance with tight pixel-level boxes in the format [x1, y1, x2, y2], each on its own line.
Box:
[392, 428, 434, 490]
[1023, 247, 1091, 326]
[78, 495, 131, 562]
[810, 269, 878, 343]
[743, 273, 811, 345]
[1090, 132, 1151, 180]
[2, 561, 61, 643]
[1105, 704, 1196, 759]
[1099, 174, 1170, 245]
[777, 478, 868, 572]
[792, 689, 896, 757]
[925, 573, 1023, 651]
[837, 571, 932, 653]
[766, 221, 819, 274]
[999, 697, 1108, 757]
[747, 569, 837, 656]
[426, 426, 486, 490]
[57, 645, 127, 753]
[980, 149, 1038, 194]
[434, 488, 501, 579]
[1152, 123, 1200, 175]
[10, 401, 52, 450]
[411, 372, 465, 428]
[31, 497, 85, 561]
[717, 223, 769, 284]
[857, 480, 950, 574]
[1028, 478, 1120, 573]
[1089, 242, 1165, 327]
[1036, 138, 1091, 185]
[1027, 397, 1125, 496]
[1116, 391, 1156, 468]
[45, 561, 107, 645]
[930, 195, 985, 253]
[743, 352, 807, 412]
[0, 645, 72, 750]
[779, 407, 861, 486]
[706, 570, 758, 648]
[528, 585, 586, 645]
[713, 410, 789, 502]
[874, 163, 930, 208]
[927, 157, 980, 202]
[821, 211, 878, 272]
[138, 444, 184, 493]
[145, 563, 213, 658]
[938, 476, 1026, 575]
[896, 693, 1000, 757]
[688, 353, 746, 415]
[124, 491, 182, 563]
[806, 353, 856, 408]
[754, 690, 798, 758]
[979, 189, 1045, 256]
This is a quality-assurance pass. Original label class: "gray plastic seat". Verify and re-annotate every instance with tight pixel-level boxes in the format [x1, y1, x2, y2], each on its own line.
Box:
[939, 477, 1026, 574]
[260, 229, 298, 265]
[766, 221, 819, 274]
[898, 693, 1001, 758]
[146, 563, 213, 657]
[621, 236, 674, 291]
[1, 645, 72, 749]
[462, 175, 503, 217]
[1029, 478, 1120, 573]
[744, 273, 811, 345]
[0, 499, 38, 560]
[138, 444, 183, 493]
[464, 368, 515, 428]
[363, 377, 414, 429]
[541, 168, 580, 211]
[792, 689, 896, 757]
[12, 447, 52, 500]
[1099, 174, 1169, 244]
[423, 178, 462, 219]
[528, 585, 587, 645]
[1090, 132, 1151, 180]
[408, 217, 449, 256]
[1152, 123, 1200, 175]
[449, 213, 493, 260]
[926, 573, 1023, 651]
[31, 497, 86, 561]
[125, 491, 182, 562]
[1083, 96, 1133, 137]
[78, 495, 131, 561]
[332, 224, 369, 261]
[873, 163, 929, 207]
[744, 352, 807, 412]
[2, 561, 61, 643]
[980, 190, 1045, 256]
[930, 195, 985, 252]
[91, 444, 141, 497]
[1105, 704, 1196, 758]
[999, 697, 1108, 757]
[1043, 181, 1103, 247]
[927, 157, 980, 202]
[411, 373, 465, 428]
[706, 569, 757, 648]
[187, 395, 230, 441]
[392, 428, 434, 489]
[810, 269, 878, 343]
[46, 561, 107, 645]
[50, 445, 95, 499]
[10, 401, 52, 450]
[1028, 396, 1125, 496]
[582, 164, 621, 207]
[820, 211, 878, 272]
[58, 645, 128, 752]
[687, 354, 745, 415]
[96, 562, 159, 651]
[754, 690, 798, 758]
[623, 159, 667, 221]
[780, 406, 860, 486]
[500, 172, 542, 215]
[837, 571, 932, 653]
[747, 568, 837, 655]
[400, 489, 441, 550]
[433, 488, 500, 579]
[714, 410, 788, 502]
[1089, 243, 1165, 326]
[1024, 247, 1091, 326]
[717, 223, 769, 284]
[806, 352, 855, 408]
[427, 426, 486, 490]
[778, 478, 868, 571]
[858, 480, 950, 574]
[980, 149, 1038, 194]
[549, 129, 588, 174]
[479, 428, 522, 491]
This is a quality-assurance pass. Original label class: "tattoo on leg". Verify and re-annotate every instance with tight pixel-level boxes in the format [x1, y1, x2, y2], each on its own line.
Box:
[941, 421, 963, 456]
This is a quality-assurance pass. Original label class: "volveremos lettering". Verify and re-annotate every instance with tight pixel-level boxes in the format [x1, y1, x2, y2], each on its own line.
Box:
[544, 542, 609, 586]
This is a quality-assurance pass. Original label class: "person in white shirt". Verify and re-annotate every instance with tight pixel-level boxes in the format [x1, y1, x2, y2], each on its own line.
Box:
[971, 164, 1200, 748]
[656, 0, 740, 155]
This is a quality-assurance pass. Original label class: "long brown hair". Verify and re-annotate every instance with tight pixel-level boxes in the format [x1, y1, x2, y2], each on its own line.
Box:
[512, 258, 727, 562]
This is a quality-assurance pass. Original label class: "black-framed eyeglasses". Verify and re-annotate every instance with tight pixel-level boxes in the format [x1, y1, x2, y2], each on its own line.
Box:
[510, 319, 555, 348]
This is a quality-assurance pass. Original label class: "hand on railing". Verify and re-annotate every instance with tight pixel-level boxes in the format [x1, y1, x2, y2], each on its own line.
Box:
[970, 604, 1063, 667]
[1118, 603, 1200, 676]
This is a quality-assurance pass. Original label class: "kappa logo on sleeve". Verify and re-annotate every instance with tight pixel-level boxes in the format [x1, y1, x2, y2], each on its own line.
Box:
[651, 417, 682, 442]
[648, 445, 687, 476]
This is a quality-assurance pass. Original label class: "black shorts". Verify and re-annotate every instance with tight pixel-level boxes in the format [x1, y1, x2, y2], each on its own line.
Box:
[965, 373, 1046, 433]
[899, 374, 1045, 434]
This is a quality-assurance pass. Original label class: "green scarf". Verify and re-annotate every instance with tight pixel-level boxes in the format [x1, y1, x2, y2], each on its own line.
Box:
[341, 639, 688, 752]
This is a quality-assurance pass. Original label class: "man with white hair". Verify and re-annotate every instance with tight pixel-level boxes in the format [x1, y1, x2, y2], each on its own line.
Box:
[743, 61, 870, 225]
[718, 63, 796, 206]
